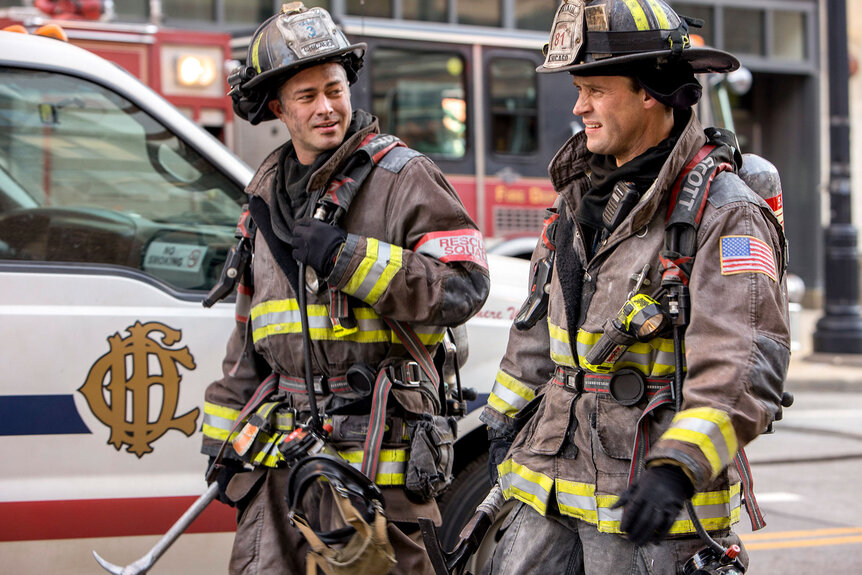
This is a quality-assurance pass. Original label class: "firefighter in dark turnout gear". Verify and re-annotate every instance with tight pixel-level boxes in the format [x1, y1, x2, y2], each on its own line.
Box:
[480, 1, 789, 573]
[201, 4, 490, 574]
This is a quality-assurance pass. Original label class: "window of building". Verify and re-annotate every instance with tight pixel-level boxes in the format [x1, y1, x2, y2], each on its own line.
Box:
[163, 0, 216, 22]
[224, 0, 277, 25]
[347, 0, 392, 18]
[671, 3, 714, 47]
[772, 10, 806, 61]
[724, 7, 764, 56]
[515, 0, 558, 31]
[111, 2, 149, 21]
[458, 0, 501, 27]
[370, 47, 467, 158]
[0, 67, 245, 291]
[403, 0, 447, 23]
[489, 58, 538, 155]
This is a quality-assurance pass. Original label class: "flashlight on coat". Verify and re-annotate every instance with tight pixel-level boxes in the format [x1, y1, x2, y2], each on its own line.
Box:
[584, 293, 668, 372]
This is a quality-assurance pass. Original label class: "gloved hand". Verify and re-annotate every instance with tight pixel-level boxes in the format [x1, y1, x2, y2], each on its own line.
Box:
[487, 428, 513, 485]
[613, 464, 694, 546]
[291, 217, 347, 278]
[207, 456, 245, 507]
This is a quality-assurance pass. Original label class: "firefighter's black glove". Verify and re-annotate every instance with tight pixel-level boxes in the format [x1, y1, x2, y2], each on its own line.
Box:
[207, 456, 245, 507]
[613, 464, 694, 546]
[291, 218, 347, 278]
[487, 428, 513, 485]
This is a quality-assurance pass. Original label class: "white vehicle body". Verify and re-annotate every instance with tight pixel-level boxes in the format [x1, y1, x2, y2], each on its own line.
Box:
[0, 31, 528, 573]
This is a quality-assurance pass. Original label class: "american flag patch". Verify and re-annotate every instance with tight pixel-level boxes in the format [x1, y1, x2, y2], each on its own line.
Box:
[720, 235, 777, 281]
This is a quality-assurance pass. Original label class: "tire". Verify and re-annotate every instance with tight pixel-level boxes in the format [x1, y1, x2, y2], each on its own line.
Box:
[436, 453, 516, 573]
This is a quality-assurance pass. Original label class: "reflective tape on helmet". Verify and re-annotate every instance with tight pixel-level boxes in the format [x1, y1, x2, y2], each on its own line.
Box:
[341, 238, 403, 305]
[661, 407, 739, 480]
[621, 0, 651, 30]
[487, 369, 537, 419]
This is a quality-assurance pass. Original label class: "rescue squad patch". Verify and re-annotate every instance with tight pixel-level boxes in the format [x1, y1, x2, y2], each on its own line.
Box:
[719, 235, 776, 281]
[414, 229, 488, 268]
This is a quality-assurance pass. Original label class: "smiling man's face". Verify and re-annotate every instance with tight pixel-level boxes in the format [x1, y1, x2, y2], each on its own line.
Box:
[268, 62, 352, 165]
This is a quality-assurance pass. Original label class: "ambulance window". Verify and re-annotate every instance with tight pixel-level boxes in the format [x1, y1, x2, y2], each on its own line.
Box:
[489, 58, 538, 155]
[0, 67, 245, 292]
[370, 47, 467, 159]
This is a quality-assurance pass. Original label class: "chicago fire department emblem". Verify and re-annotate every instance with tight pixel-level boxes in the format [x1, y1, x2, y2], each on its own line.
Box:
[79, 321, 199, 457]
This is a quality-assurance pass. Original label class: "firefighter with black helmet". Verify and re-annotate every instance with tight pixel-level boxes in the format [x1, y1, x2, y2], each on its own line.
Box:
[480, 0, 789, 573]
[201, 4, 490, 574]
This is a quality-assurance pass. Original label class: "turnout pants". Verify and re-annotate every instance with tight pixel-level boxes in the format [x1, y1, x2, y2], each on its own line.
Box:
[481, 502, 749, 575]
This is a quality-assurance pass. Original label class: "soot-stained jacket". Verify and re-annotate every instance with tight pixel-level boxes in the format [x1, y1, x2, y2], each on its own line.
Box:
[202, 115, 490, 518]
[480, 111, 789, 536]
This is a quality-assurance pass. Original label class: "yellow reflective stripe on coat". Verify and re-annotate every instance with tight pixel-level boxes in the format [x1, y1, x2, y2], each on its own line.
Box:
[500, 458, 741, 534]
[250, 298, 444, 346]
[661, 407, 739, 479]
[497, 458, 554, 516]
[576, 330, 676, 376]
[548, 320, 576, 367]
[487, 369, 536, 418]
[202, 401, 241, 442]
[554, 478, 741, 534]
[339, 448, 409, 485]
[341, 238, 404, 305]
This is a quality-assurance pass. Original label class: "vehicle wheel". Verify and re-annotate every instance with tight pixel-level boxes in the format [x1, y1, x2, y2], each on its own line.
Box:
[437, 453, 516, 573]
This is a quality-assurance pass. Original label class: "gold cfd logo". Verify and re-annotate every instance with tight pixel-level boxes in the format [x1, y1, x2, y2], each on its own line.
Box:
[79, 321, 200, 457]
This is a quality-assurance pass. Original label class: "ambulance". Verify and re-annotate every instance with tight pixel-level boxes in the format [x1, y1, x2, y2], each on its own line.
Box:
[0, 30, 528, 573]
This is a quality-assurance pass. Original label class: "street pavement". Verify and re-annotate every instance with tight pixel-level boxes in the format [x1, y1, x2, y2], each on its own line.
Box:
[785, 307, 862, 392]
[737, 307, 862, 573]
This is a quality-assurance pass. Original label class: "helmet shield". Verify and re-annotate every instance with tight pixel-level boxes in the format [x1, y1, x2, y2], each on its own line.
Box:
[538, 0, 738, 75]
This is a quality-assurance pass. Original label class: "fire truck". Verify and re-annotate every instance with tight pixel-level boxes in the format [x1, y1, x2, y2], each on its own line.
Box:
[0, 1, 236, 148]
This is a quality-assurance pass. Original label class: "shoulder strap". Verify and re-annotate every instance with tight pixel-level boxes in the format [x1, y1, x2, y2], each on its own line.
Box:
[660, 130, 739, 289]
[247, 134, 410, 293]
[248, 194, 301, 294]
[316, 133, 407, 223]
[657, 130, 768, 531]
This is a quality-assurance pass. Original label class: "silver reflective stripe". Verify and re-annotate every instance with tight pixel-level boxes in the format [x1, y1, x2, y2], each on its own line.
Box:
[203, 411, 234, 434]
[252, 308, 331, 331]
[351, 241, 392, 302]
[549, 322, 576, 367]
[489, 379, 530, 412]
[500, 468, 552, 503]
[674, 417, 732, 469]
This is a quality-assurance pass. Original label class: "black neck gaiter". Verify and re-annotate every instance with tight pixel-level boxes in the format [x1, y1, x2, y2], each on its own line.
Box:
[269, 110, 375, 243]
[575, 112, 686, 255]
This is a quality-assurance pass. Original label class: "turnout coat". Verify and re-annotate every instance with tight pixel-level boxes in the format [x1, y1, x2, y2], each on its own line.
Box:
[481, 112, 790, 536]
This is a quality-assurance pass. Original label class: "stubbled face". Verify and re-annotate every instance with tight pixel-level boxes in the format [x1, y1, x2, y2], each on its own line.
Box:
[268, 62, 352, 165]
[572, 75, 656, 166]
